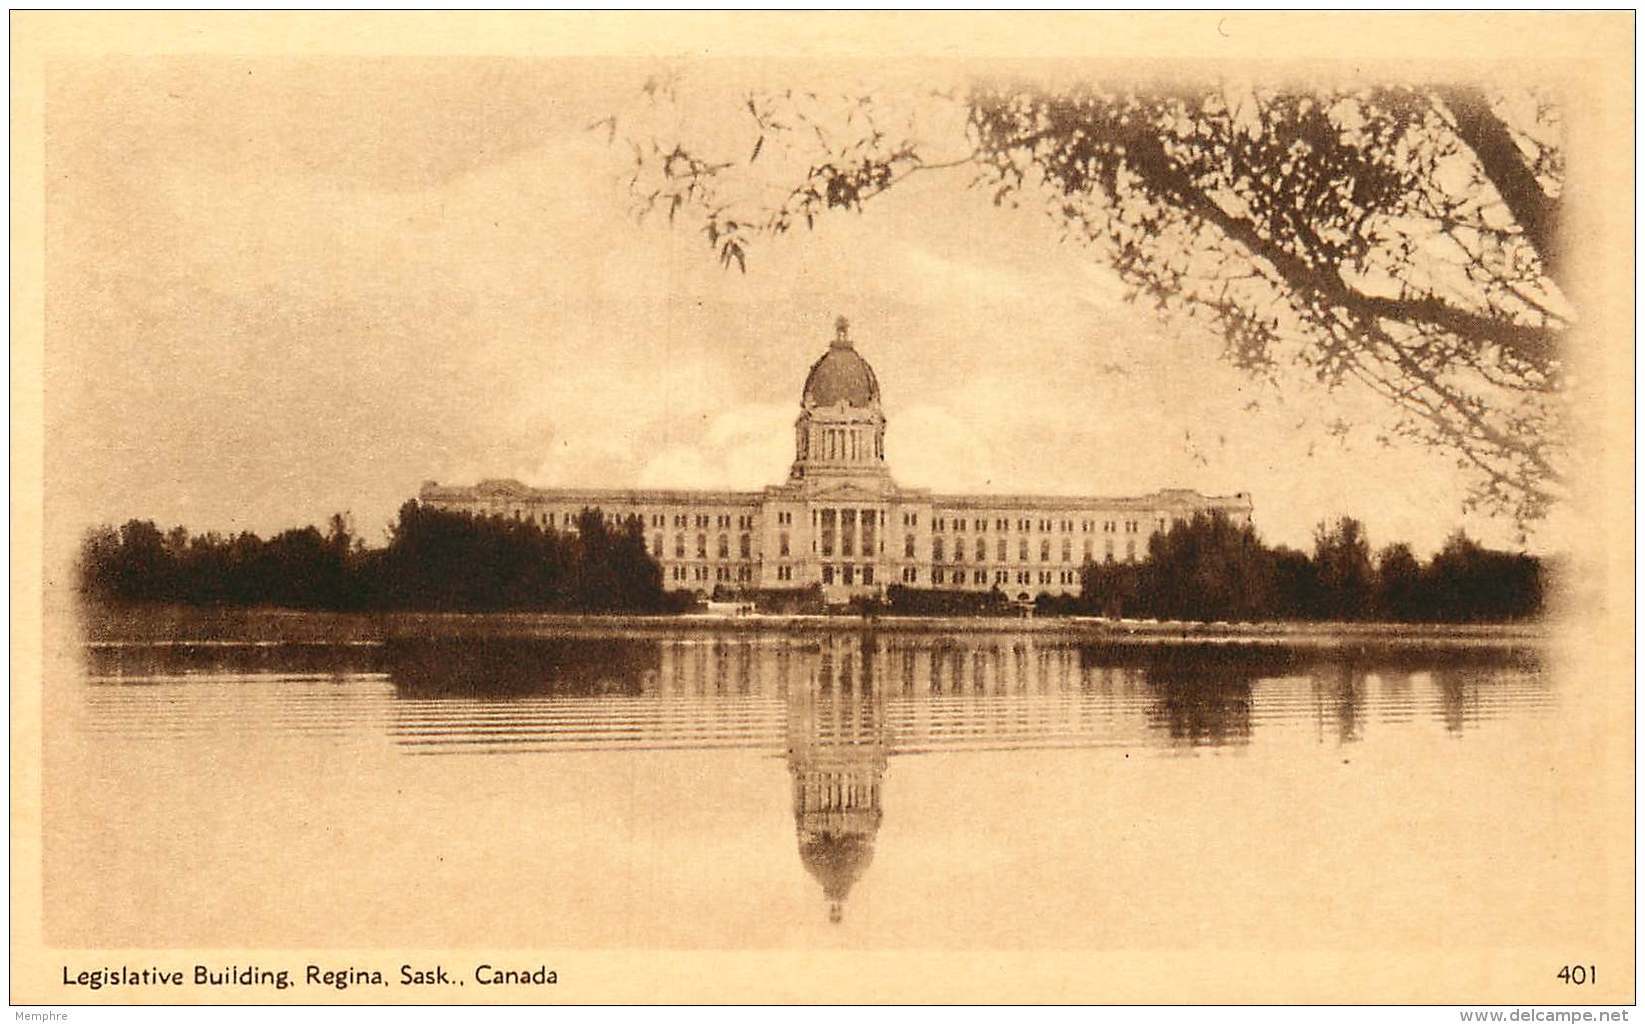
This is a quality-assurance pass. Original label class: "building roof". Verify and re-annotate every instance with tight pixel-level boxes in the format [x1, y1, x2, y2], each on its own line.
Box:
[802, 318, 881, 409]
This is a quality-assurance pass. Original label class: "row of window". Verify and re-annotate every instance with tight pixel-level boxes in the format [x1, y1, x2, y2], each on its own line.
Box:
[482, 508, 770, 532]
[931, 537, 1137, 563]
[930, 568, 1081, 586]
[660, 533, 757, 560]
[933, 515, 1153, 535]
[819, 565, 876, 587]
[649, 534, 1139, 565]
[486, 507, 1179, 538]
[669, 565, 755, 583]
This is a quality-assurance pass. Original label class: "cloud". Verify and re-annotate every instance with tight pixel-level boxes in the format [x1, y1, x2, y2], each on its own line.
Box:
[637, 404, 793, 490]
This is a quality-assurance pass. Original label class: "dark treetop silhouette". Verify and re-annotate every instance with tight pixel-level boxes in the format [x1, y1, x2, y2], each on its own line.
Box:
[77, 506, 1542, 623]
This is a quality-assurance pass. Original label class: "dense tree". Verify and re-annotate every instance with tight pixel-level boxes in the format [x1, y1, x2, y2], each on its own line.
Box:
[1080, 559, 1143, 619]
[1135, 511, 1276, 622]
[76, 503, 672, 614]
[1312, 516, 1376, 619]
[1266, 546, 1320, 620]
[1069, 510, 1541, 623]
[1420, 529, 1545, 623]
[1373, 542, 1425, 621]
[611, 75, 1566, 523]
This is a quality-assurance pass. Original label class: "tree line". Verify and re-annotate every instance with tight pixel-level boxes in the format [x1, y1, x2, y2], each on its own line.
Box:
[1076, 512, 1546, 623]
[75, 501, 685, 613]
[77, 503, 1547, 623]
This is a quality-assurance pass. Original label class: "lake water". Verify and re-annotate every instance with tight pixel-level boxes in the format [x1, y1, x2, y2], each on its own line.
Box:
[45, 622, 1596, 957]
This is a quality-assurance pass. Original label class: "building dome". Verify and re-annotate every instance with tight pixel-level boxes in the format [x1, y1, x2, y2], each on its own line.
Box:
[801, 317, 880, 409]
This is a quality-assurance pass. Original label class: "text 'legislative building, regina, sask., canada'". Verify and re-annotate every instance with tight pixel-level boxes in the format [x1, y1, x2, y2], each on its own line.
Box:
[419, 316, 1255, 604]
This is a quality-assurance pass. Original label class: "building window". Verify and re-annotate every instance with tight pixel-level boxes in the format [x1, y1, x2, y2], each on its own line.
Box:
[933, 568, 945, 584]
[862, 567, 874, 585]
[822, 565, 835, 585]
[904, 534, 915, 558]
[739, 534, 751, 559]
[1084, 539, 1093, 561]
[995, 569, 1007, 584]
[973, 570, 986, 585]
[696, 534, 707, 558]
[717, 535, 729, 559]
[902, 566, 917, 583]
[1019, 539, 1029, 561]
[652, 535, 663, 557]
[821, 508, 836, 557]
[1040, 539, 1051, 562]
[675, 536, 686, 558]
[997, 538, 1007, 562]
[933, 537, 944, 561]
[780, 532, 791, 557]
[974, 538, 986, 561]
[843, 565, 855, 585]
[1062, 539, 1072, 562]
[955, 518, 965, 533]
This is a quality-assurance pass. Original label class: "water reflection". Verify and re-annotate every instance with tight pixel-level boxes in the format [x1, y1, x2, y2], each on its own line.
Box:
[788, 637, 886, 923]
[79, 630, 1551, 924]
[385, 637, 659, 698]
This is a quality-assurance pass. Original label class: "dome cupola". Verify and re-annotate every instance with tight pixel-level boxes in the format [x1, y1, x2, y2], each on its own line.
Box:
[789, 315, 890, 484]
[801, 316, 881, 409]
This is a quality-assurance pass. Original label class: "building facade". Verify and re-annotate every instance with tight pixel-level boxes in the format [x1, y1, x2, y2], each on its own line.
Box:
[419, 317, 1254, 604]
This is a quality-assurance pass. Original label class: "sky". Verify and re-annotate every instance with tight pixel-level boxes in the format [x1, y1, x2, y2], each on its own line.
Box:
[43, 57, 1552, 561]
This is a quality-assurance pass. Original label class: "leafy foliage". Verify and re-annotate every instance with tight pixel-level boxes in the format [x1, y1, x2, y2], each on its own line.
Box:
[76, 503, 680, 614]
[1075, 511, 1544, 623]
[611, 75, 1567, 523]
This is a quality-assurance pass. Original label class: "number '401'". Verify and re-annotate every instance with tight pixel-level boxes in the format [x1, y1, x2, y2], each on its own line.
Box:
[1557, 965, 1595, 985]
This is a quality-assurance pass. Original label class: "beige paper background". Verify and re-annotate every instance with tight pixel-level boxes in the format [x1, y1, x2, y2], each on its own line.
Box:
[9, 11, 1635, 1004]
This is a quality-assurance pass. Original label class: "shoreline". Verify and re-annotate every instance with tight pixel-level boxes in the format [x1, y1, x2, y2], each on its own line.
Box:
[78, 604, 1550, 648]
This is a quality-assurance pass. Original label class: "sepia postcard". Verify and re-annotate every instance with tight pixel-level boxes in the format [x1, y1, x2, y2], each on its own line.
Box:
[9, 11, 1637, 1009]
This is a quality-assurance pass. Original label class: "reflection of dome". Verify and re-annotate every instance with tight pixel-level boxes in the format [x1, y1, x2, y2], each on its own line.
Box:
[787, 637, 888, 924]
[801, 317, 880, 409]
[798, 829, 877, 923]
